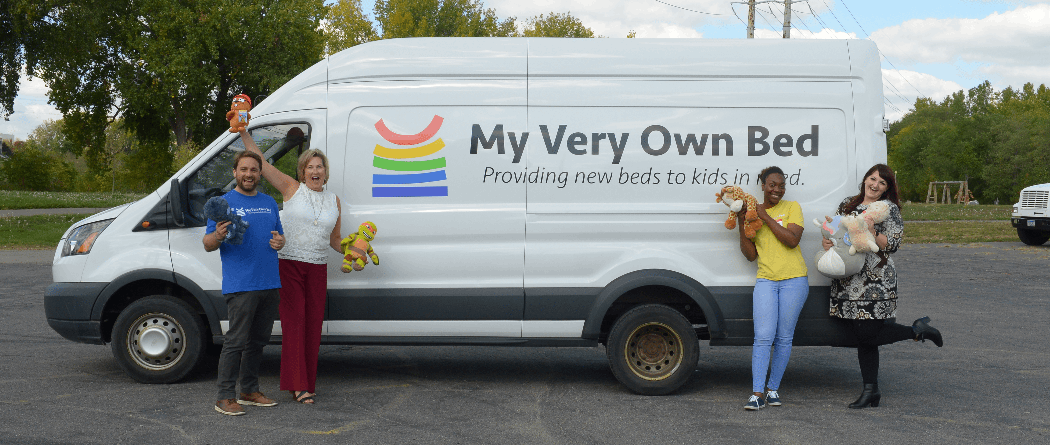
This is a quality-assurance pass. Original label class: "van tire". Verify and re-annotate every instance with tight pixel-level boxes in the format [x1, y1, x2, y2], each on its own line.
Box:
[110, 296, 206, 384]
[606, 304, 699, 395]
[1017, 228, 1050, 246]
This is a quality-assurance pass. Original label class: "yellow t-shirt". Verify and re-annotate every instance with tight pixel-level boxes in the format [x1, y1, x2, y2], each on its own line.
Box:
[754, 200, 808, 281]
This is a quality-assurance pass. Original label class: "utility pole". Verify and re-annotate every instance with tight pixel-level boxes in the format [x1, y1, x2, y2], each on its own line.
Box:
[747, 0, 756, 38]
[782, 0, 792, 38]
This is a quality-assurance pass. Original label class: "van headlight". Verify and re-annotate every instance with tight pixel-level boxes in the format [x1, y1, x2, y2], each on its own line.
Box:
[62, 219, 114, 257]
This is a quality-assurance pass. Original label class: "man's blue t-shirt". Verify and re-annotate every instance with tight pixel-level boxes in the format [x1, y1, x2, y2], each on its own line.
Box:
[206, 190, 284, 294]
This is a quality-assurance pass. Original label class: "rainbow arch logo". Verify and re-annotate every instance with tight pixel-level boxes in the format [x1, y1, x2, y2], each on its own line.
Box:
[371, 115, 448, 198]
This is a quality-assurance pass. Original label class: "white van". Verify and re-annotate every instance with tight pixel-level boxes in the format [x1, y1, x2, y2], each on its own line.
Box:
[45, 38, 888, 395]
[1011, 183, 1050, 245]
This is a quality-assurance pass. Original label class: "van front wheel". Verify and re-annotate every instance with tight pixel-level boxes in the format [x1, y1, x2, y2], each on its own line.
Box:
[110, 296, 206, 384]
[606, 304, 699, 395]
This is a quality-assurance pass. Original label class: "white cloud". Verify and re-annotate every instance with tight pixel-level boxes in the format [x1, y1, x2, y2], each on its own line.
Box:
[881, 69, 963, 121]
[870, 3, 1050, 88]
[0, 69, 59, 140]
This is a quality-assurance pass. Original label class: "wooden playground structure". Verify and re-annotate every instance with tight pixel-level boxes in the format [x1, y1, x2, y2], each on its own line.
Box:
[926, 181, 974, 204]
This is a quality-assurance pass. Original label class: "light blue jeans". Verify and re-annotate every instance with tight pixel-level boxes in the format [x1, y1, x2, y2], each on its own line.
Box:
[752, 276, 809, 393]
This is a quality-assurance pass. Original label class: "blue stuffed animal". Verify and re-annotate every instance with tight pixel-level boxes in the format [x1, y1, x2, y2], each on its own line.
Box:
[203, 196, 249, 245]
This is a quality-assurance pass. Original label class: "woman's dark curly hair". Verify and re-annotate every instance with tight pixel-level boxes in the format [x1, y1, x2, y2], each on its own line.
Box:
[839, 163, 900, 215]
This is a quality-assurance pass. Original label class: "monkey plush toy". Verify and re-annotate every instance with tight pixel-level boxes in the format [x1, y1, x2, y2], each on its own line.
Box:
[225, 94, 252, 133]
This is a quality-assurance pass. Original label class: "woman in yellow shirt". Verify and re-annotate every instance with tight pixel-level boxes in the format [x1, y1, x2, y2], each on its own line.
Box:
[737, 166, 808, 410]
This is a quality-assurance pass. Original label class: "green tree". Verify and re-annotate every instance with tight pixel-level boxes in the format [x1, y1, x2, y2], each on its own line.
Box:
[521, 12, 596, 38]
[325, 0, 379, 55]
[12, 0, 327, 190]
[0, 0, 23, 120]
[0, 141, 77, 191]
[373, 0, 516, 39]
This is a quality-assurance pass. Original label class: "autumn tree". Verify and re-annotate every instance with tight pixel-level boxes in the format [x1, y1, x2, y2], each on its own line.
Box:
[521, 12, 597, 38]
[325, 0, 379, 55]
[372, 0, 516, 39]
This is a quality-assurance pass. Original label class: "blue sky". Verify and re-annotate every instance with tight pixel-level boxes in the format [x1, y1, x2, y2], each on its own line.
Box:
[3, 0, 1048, 139]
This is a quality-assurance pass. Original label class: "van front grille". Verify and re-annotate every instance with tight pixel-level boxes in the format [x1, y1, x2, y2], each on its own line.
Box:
[1021, 190, 1049, 209]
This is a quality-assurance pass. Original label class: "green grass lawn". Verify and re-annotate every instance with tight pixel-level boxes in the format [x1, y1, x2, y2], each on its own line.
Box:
[0, 194, 1030, 249]
[900, 202, 1011, 221]
[0, 214, 92, 250]
[0, 190, 144, 210]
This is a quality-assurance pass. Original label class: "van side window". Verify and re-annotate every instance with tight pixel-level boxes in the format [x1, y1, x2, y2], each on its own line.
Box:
[183, 124, 311, 226]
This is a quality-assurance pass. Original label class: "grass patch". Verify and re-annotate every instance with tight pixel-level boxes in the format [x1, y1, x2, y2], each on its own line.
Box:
[0, 190, 144, 210]
[905, 221, 1017, 244]
[901, 203, 1011, 221]
[0, 214, 91, 249]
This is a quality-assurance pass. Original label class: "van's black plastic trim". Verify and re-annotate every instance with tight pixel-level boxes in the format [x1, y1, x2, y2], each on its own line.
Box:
[326, 288, 523, 320]
[318, 336, 598, 347]
[46, 319, 104, 345]
[580, 270, 727, 340]
[45, 282, 107, 321]
[524, 289, 600, 320]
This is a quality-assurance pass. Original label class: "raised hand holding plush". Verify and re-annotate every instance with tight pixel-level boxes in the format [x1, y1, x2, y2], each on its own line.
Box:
[715, 185, 763, 239]
[341, 221, 380, 272]
[203, 197, 249, 245]
[225, 94, 252, 133]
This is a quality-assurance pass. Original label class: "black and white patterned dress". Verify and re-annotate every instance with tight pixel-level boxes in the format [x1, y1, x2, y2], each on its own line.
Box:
[829, 199, 903, 320]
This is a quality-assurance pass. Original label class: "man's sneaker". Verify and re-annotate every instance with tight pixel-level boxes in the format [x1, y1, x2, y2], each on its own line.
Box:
[215, 399, 246, 416]
[765, 390, 782, 406]
[744, 394, 766, 411]
[237, 392, 278, 407]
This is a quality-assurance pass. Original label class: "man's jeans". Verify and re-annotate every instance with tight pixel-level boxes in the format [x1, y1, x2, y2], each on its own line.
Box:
[216, 289, 279, 401]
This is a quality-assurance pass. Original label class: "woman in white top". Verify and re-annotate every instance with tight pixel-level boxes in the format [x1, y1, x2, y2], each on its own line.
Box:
[240, 129, 342, 405]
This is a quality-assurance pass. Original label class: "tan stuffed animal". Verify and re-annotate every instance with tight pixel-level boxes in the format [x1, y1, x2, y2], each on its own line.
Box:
[843, 200, 891, 255]
[715, 185, 763, 239]
[225, 94, 252, 133]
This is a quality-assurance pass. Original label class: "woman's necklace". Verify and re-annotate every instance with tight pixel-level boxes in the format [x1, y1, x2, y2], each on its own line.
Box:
[305, 187, 324, 226]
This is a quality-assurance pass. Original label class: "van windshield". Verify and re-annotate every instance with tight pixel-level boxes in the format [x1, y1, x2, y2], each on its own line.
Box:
[183, 123, 311, 226]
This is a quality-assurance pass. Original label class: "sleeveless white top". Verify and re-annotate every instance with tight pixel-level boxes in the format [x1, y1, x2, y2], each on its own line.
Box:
[278, 185, 339, 264]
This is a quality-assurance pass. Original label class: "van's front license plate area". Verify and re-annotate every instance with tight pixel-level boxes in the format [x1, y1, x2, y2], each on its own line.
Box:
[1029, 220, 1036, 227]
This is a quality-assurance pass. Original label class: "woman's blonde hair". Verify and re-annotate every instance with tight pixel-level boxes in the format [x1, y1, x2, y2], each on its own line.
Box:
[297, 149, 330, 184]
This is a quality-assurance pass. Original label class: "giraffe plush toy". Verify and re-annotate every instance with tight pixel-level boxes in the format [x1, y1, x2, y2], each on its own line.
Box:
[715, 185, 763, 239]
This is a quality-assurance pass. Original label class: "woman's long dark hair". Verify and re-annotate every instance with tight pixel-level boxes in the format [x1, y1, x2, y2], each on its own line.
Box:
[839, 164, 901, 215]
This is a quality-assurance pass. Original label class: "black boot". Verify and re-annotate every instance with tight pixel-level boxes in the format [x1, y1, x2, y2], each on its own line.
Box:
[912, 316, 944, 347]
[848, 383, 881, 409]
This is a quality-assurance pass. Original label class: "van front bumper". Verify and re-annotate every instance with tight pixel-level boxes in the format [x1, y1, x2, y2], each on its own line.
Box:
[1011, 217, 1050, 231]
[45, 282, 108, 345]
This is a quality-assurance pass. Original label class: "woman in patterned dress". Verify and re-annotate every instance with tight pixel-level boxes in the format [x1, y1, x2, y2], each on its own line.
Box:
[823, 164, 943, 409]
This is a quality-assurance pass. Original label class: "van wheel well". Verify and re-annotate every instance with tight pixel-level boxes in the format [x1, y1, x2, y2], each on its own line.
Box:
[598, 285, 708, 343]
[100, 280, 208, 343]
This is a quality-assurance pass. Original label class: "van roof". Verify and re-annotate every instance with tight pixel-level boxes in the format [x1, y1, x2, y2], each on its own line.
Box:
[326, 37, 864, 82]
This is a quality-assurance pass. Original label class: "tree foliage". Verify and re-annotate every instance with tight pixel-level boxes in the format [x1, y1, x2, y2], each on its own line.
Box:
[888, 81, 1050, 204]
[10, 0, 327, 187]
[373, 0, 516, 39]
[521, 12, 597, 38]
[0, 0, 23, 120]
[325, 0, 378, 56]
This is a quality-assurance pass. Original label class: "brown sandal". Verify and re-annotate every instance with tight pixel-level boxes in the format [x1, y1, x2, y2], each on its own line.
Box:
[290, 390, 315, 404]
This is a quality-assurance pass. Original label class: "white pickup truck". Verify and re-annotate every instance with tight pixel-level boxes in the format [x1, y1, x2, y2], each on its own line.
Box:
[1011, 183, 1050, 245]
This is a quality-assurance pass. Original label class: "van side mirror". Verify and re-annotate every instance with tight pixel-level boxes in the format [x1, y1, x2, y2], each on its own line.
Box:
[169, 178, 186, 227]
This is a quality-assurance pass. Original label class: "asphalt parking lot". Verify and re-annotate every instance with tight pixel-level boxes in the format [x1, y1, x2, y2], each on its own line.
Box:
[1, 242, 1048, 444]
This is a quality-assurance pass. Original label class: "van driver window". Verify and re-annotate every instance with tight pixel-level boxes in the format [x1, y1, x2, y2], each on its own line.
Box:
[183, 123, 311, 226]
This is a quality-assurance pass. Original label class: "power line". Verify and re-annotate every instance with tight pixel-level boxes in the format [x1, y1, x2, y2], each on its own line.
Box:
[653, 0, 727, 15]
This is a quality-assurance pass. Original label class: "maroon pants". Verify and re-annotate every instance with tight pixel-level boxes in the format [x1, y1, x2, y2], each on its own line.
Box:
[278, 259, 327, 393]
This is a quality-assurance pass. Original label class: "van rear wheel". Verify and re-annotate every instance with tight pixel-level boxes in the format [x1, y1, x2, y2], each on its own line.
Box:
[1017, 228, 1050, 246]
[110, 296, 206, 384]
[606, 304, 699, 395]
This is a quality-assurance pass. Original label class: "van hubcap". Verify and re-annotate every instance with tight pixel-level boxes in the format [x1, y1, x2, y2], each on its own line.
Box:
[624, 322, 684, 381]
[126, 313, 185, 371]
